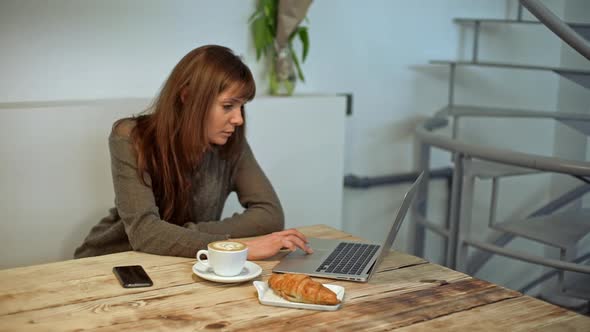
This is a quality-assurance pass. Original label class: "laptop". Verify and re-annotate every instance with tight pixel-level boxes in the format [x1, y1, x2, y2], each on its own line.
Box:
[272, 172, 424, 282]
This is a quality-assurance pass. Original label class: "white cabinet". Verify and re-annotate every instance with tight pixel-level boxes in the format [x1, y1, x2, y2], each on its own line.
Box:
[0, 95, 347, 267]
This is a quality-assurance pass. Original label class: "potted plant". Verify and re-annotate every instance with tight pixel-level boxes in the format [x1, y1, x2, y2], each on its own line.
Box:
[249, 0, 312, 95]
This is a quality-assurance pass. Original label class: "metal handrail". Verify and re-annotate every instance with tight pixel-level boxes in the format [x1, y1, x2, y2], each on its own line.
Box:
[465, 239, 590, 274]
[520, 0, 590, 60]
[416, 113, 590, 176]
[438, 104, 590, 122]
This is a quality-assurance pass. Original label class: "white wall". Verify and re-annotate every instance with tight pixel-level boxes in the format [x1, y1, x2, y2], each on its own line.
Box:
[0, 0, 256, 101]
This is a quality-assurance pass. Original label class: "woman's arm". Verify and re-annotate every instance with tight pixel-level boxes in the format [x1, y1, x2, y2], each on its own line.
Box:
[186, 141, 285, 238]
[185, 141, 313, 259]
[109, 123, 228, 258]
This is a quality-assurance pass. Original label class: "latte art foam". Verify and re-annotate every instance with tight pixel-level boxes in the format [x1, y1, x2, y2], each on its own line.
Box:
[209, 241, 247, 252]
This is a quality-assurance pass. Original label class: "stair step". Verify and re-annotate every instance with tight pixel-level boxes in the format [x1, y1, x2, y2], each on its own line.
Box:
[538, 292, 590, 312]
[492, 209, 590, 249]
[439, 104, 590, 122]
[440, 105, 590, 136]
[453, 18, 590, 43]
[431, 60, 590, 90]
[430, 60, 590, 75]
[560, 118, 590, 136]
[563, 271, 590, 300]
[465, 159, 539, 179]
[571, 24, 590, 43]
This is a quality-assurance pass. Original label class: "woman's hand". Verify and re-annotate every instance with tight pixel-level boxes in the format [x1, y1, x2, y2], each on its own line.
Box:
[240, 228, 314, 260]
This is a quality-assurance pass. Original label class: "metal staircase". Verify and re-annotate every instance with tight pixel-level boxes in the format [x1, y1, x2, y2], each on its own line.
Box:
[409, 0, 590, 310]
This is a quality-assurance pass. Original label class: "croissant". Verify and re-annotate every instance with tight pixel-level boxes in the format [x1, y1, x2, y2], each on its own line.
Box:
[268, 273, 340, 305]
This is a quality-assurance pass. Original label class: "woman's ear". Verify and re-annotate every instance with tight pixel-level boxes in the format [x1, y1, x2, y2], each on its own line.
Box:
[180, 86, 189, 104]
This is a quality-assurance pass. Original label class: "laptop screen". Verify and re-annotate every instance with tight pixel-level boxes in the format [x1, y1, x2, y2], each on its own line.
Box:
[367, 172, 424, 280]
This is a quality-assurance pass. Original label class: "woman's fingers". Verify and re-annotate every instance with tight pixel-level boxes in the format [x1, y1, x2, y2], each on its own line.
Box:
[281, 239, 297, 252]
[282, 234, 313, 254]
[241, 229, 314, 260]
[285, 234, 308, 251]
[276, 228, 308, 243]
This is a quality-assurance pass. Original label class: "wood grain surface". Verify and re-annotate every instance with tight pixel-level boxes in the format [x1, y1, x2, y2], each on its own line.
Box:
[0, 224, 588, 331]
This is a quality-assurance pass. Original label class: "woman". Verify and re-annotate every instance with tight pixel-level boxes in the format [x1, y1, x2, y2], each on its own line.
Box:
[75, 45, 312, 260]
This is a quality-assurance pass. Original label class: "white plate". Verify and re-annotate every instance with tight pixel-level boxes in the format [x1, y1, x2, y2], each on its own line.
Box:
[253, 281, 344, 311]
[192, 261, 262, 283]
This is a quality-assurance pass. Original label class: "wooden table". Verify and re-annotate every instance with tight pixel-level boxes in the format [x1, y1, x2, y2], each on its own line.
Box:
[1, 225, 588, 331]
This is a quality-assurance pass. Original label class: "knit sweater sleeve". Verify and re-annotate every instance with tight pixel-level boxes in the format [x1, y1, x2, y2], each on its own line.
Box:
[184, 141, 285, 238]
[109, 131, 227, 258]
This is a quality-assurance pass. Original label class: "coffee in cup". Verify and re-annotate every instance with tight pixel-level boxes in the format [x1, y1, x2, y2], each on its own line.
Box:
[209, 241, 247, 252]
[196, 241, 248, 277]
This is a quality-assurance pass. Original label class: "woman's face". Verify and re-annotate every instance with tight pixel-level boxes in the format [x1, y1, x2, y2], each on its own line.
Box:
[206, 87, 245, 146]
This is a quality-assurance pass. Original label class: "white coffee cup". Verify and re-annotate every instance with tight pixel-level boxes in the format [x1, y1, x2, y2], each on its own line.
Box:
[196, 241, 248, 277]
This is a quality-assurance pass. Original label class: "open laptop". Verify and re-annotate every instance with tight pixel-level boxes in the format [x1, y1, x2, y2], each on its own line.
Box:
[273, 172, 424, 282]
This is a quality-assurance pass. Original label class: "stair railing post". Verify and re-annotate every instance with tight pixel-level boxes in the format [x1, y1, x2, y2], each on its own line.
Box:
[409, 139, 431, 257]
[473, 21, 480, 63]
[447, 152, 465, 269]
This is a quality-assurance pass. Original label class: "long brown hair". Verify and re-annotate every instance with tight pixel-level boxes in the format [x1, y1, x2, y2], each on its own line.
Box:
[131, 45, 256, 224]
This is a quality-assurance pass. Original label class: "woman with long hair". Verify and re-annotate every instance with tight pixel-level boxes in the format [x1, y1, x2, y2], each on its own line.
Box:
[75, 45, 312, 260]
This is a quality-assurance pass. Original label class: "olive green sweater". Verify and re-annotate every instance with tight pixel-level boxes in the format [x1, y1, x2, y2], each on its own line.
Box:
[74, 120, 284, 259]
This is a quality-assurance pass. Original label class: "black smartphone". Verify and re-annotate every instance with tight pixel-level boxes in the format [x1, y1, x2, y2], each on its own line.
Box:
[112, 265, 153, 288]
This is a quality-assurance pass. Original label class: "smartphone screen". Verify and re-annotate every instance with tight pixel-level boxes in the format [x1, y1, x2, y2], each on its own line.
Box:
[112, 265, 153, 288]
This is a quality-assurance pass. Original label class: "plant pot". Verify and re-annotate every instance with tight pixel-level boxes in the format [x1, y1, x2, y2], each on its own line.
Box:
[270, 47, 296, 96]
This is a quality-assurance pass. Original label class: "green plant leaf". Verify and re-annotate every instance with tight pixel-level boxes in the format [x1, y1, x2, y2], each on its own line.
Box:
[248, 11, 260, 23]
[265, 20, 275, 45]
[263, 2, 271, 18]
[262, 0, 278, 32]
[290, 44, 305, 82]
[251, 16, 271, 60]
[250, 0, 311, 90]
[250, 0, 280, 61]
[297, 27, 309, 62]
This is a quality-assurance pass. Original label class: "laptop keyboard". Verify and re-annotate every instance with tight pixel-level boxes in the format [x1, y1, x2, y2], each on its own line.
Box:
[315, 242, 380, 275]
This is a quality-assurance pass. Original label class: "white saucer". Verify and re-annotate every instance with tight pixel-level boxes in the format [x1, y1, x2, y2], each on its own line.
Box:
[192, 261, 262, 283]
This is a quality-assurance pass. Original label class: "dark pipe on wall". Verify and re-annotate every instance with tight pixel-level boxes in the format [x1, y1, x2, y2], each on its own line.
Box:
[343, 167, 453, 189]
